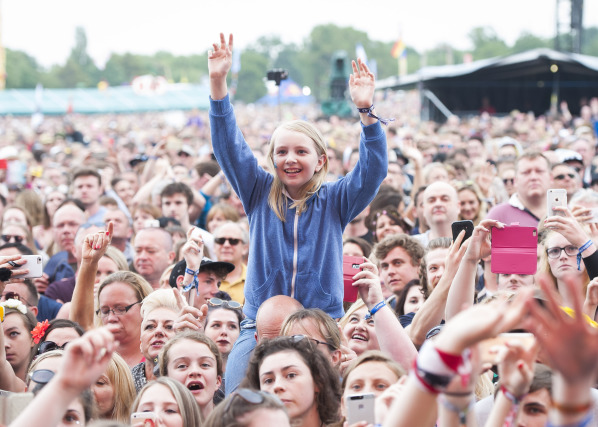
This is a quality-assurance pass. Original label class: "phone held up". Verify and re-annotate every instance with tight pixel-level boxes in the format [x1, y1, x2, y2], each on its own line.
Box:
[451, 220, 474, 247]
[343, 255, 363, 303]
[547, 188, 567, 217]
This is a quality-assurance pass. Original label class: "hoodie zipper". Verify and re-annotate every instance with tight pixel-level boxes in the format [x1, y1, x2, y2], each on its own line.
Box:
[290, 212, 299, 298]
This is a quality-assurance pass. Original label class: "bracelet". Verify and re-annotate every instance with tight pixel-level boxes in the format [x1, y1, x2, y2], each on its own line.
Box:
[439, 394, 475, 425]
[185, 267, 199, 276]
[443, 390, 474, 397]
[551, 399, 593, 415]
[500, 385, 526, 404]
[577, 239, 594, 271]
[356, 105, 395, 126]
[365, 300, 386, 319]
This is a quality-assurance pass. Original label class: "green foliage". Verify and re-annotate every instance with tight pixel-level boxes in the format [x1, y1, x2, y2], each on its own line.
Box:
[5, 49, 40, 88]
[4, 24, 598, 104]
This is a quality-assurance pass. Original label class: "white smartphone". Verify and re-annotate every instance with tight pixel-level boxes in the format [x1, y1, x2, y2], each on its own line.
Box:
[547, 188, 567, 217]
[12, 255, 43, 279]
[346, 393, 376, 425]
[130, 412, 157, 427]
[190, 226, 202, 241]
[144, 219, 160, 228]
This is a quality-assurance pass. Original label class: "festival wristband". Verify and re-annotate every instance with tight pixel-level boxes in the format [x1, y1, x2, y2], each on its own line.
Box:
[577, 240, 593, 270]
[356, 105, 395, 126]
[365, 300, 386, 320]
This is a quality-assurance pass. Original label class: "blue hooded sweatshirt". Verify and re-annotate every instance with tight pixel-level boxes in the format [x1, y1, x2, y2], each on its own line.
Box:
[210, 95, 387, 320]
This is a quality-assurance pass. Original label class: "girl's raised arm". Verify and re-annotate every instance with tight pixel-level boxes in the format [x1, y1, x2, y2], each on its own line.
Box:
[208, 33, 233, 101]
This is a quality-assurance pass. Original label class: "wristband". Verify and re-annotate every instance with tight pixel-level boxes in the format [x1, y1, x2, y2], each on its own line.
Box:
[577, 240, 594, 271]
[439, 394, 475, 425]
[185, 267, 199, 276]
[356, 105, 395, 126]
[411, 340, 468, 394]
[365, 300, 386, 320]
[500, 385, 526, 404]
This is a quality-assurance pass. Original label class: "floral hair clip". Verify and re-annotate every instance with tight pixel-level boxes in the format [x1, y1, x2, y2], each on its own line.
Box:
[31, 320, 50, 344]
[0, 299, 27, 314]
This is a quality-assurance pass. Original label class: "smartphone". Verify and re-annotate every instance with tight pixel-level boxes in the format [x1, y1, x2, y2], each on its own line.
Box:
[478, 332, 535, 365]
[346, 393, 376, 425]
[12, 255, 43, 279]
[343, 255, 363, 303]
[131, 412, 157, 427]
[547, 188, 567, 217]
[144, 219, 160, 229]
[0, 392, 34, 424]
[451, 220, 474, 247]
[190, 226, 202, 241]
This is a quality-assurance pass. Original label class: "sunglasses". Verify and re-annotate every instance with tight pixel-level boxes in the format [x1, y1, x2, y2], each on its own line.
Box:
[502, 178, 514, 185]
[1, 234, 24, 244]
[214, 237, 242, 246]
[30, 369, 55, 385]
[290, 334, 336, 351]
[553, 173, 575, 180]
[38, 340, 68, 355]
[208, 297, 242, 309]
[2, 292, 33, 307]
[223, 389, 281, 413]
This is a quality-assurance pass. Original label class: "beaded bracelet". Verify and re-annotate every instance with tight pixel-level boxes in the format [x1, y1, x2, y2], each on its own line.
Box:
[439, 394, 475, 425]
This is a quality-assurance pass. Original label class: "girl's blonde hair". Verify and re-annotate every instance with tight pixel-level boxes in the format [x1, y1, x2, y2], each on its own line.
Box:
[267, 120, 329, 221]
[104, 352, 136, 423]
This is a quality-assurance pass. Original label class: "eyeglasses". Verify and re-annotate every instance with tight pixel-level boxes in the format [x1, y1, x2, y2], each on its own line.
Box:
[290, 334, 336, 351]
[2, 292, 33, 307]
[214, 237, 242, 246]
[546, 245, 578, 259]
[38, 340, 68, 355]
[1, 235, 24, 244]
[438, 144, 453, 149]
[208, 297, 242, 309]
[223, 388, 280, 414]
[502, 178, 514, 185]
[30, 369, 55, 385]
[95, 301, 141, 317]
[553, 173, 576, 180]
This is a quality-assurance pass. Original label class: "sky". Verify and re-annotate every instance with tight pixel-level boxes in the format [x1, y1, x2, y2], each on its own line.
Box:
[3, 0, 598, 69]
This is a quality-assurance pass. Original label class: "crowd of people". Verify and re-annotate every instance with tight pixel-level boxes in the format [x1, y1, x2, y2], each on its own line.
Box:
[1, 32, 598, 426]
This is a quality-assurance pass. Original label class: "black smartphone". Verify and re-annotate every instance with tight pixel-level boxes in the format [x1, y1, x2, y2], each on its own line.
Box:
[451, 220, 474, 247]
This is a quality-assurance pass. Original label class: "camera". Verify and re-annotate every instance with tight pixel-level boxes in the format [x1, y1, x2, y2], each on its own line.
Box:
[267, 69, 288, 86]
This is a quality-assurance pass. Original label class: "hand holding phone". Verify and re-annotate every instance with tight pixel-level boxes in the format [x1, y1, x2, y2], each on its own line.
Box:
[11, 255, 43, 279]
[547, 189, 567, 217]
[346, 393, 375, 425]
[343, 255, 363, 303]
[131, 412, 157, 427]
[451, 220, 474, 247]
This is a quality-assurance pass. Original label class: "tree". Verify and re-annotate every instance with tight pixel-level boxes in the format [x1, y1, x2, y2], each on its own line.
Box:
[234, 50, 268, 103]
[5, 49, 40, 88]
[511, 32, 551, 54]
[468, 27, 509, 60]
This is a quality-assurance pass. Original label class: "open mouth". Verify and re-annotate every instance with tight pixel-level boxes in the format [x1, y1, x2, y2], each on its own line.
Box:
[351, 333, 367, 342]
[284, 168, 301, 175]
[187, 381, 204, 392]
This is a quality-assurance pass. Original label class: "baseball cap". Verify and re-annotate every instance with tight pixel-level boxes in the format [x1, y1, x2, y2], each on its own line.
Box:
[169, 257, 234, 288]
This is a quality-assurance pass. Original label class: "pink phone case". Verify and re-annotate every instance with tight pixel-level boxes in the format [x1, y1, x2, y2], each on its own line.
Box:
[491, 225, 538, 275]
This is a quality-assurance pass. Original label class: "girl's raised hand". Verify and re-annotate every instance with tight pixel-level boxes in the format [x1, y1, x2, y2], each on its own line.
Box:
[544, 206, 591, 247]
[81, 222, 113, 264]
[349, 58, 375, 108]
[208, 33, 233, 80]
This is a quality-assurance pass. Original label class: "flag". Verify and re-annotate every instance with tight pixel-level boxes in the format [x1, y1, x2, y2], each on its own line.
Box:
[391, 40, 406, 59]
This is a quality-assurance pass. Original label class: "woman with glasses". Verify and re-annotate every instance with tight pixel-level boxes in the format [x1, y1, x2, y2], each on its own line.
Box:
[240, 335, 341, 427]
[204, 297, 243, 374]
[541, 206, 598, 316]
[1, 221, 39, 256]
[204, 388, 290, 427]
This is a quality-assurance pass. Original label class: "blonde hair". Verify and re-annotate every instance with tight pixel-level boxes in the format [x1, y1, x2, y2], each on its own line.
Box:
[140, 288, 179, 319]
[338, 299, 367, 331]
[104, 352, 136, 423]
[267, 121, 329, 221]
[103, 246, 129, 272]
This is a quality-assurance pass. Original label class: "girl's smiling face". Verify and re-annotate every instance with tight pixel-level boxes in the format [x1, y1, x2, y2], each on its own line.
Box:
[342, 306, 379, 356]
[272, 129, 325, 200]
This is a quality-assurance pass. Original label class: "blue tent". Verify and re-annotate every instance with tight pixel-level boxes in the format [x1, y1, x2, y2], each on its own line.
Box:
[257, 79, 315, 105]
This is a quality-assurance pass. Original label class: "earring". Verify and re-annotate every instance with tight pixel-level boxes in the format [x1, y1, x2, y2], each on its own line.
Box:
[274, 163, 277, 169]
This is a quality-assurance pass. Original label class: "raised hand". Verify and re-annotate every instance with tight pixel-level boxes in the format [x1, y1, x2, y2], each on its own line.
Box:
[352, 257, 384, 310]
[173, 287, 207, 333]
[544, 206, 592, 247]
[181, 227, 204, 271]
[208, 33, 233, 100]
[81, 222, 113, 264]
[349, 58, 375, 109]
